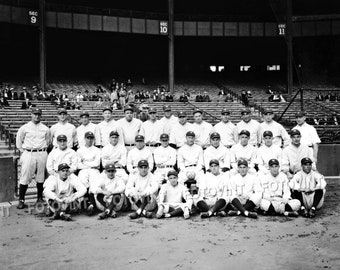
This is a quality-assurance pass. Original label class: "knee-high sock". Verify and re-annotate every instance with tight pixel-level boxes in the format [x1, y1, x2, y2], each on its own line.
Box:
[139, 196, 150, 211]
[231, 198, 246, 213]
[107, 195, 121, 211]
[244, 200, 256, 211]
[96, 194, 106, 208]
[19, 184, 28, 201]
[292, 190, 304, 206]
[211, 198, 226, 213]
[197, 200, 210, 212]
[169, 208, 184, 217]
[285, 204, 293, 212]
[89, 193, 96, 206]
[312, 189, 324, 208]
[36, 183, 44, 199]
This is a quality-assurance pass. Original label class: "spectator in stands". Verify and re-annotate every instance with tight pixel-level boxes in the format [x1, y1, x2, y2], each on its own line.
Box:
[195, 92, 204, 102]
[218, 88, 226, 100]
[203, 92, 211, 102]
[318, 115, 327, 126]
[75, 91, 84, 103]
[95, 97, 104, 108]
[119, 87, 127, 107]
[327, 113, 340, 126]
[21, 98, 32, 110]
[19, 87, 32, 100]
[330, 92, 336, 102]
[324, 92, 331, 102]
[37, 90, 47, 101]
[179, 92, 189, 103]
[279, 94, 287, 102]
[165, 93, 174, 102]
[135, 91, 142, 103]
[160, 92, 166, 102]
[336, 93, 340, 102]
[127, 78, 133, 88]
[225, 93, 234, 102]
[126, 90, 135, 104]
[315, 92, 324, 101]
[306, 114, 318, 126]
[82, 90, 90, 101]
[69, 90, 76, 102]
[110, 88, 118, 103]
[3, 86, 12, 100]
[0, 96, 9, 108]
[247, 90, 252, 99]
[184, 88, 190, 98]
[60, 91, 68, 102]
[241, 90, 249, 106]
[152, 90, 159, 102]
[12, 90, 19, 100]
[266, 86, 273, 95]
[97, 85, 104, 93]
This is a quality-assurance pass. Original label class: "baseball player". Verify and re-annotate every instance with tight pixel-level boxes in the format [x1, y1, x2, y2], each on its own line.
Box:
[260, 109, 290, 147]
[282, 129, 314, 180]
[225, 159, 262, 219]
[43, 163, 86, 221]
[294, 111, 321, 163]
[92, 164, 128, 219]
[125, 160, 158, 219]
[259, 159, 301, 217]
[76, 111, 97, 149]
[234, 108, 261, 147]
[95, 107, 124, 147]
[46, 134, 78, 176]
[16, 107, 50, 209]
[50, 108, 77, 149]
[169, 111, 193, 149]
[126, 135, 154, 174]
[117, 105, 142, 151]
[229, 130, 257, 175]
[139, 107, 163, 152]
[101, 131, 128, 184]
[156, 170, 191, 219]
[213, 109, 236, 148]
[196, 159, 229, 218]
[256, 130, 283, 175]
[177, 131, 204, 185]
[191, 109, 213, 149]
[203, 132, 230, 172]
[153, 133, 177, 186]
[76, 131, 101, 215]
[289, 157, 327, 218]
[159, 105, 178, 135]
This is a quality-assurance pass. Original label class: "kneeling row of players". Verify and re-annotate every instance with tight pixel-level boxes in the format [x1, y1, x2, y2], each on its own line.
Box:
[43, 156, 327, 222]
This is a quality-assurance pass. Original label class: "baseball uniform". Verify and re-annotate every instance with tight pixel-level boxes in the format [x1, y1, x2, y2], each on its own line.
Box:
[235, 119, 261, 146]
[46, 147, 78, 175]
[204, 145, 230, 170]
[126, 146, 154, 174]
[260, 121, 290, 147]
[281, 144, 314, 174]
[95, 119, 124, 147]
[256, 144, 283, 174]
[50, 122, 77, 149]
[169, 121, 193, 148]
[153, 144, 177, 186]
[213, 120, 236, 147]
[117, 117, 142, 151]
[139, 119, 163, 152]
[191, 121, 213, 148]
[76, 122, 97, 149]
[159, 114, 178, 136]
[229, 143, 257, 173]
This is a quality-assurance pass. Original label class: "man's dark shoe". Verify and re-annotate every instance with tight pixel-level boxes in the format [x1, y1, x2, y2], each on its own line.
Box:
[17, 200, 26, 209]
[129, 212, 140, 219]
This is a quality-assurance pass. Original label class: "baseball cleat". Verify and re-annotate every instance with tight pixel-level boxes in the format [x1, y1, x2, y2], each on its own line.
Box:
[142, 211, 153, 219]
[87, 205, 95, 216]
[129, 212, 140, 219]
[45, 208, 53, 217]
[284, 211, 299, 217]
[183, 208, 190, 219]
[36, 197, 44, 204]
[156, 207, 164, 219]
[227, 210, 240, 216]
[299, 208, 309, 218]
[17, 200, 26, 209]
[246, 212, 258, 219]
[60, 212, 73, 221]
[200, 212, 212, 219]
[110, 210, 117, 218]
[308, 208, 316, 218]
[216, 211, 227, 217]
[98, 210, 110, 220]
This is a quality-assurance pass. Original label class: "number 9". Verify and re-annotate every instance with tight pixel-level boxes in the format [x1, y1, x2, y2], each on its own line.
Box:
[31, 16, 36, 24]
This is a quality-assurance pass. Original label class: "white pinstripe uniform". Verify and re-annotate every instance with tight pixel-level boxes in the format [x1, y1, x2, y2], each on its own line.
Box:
[117, 117, 142, 151]
[127, 145, 154, 174]
[95, 119, 124, 147]
[281, 143, 314, 174]
[77, 145, 101, 189]
[159, 114, 178, 136]
[50, 122, 77, 149]
[260, 121, 290, 147]
[76, 123, 97, 149]
[46, 147, 78, 175]
[139, 119, 163, 153]
[256, 144, 283, 175]
[235, 119, 261, 146]
[153, 144, 177, 186]
[230, 143, 257, 174]
[203, 145, 230, 170]
[191, 121, 214, 148]
[169, 121, 193, 148]
[157, 182, 191, 213]
[213, 121, 236, 148]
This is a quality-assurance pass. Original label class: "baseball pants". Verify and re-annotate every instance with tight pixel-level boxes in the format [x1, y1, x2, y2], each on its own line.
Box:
[95, 193, 129, 212]
[19, 150, 48, 185]
[260, 199, 301, 214]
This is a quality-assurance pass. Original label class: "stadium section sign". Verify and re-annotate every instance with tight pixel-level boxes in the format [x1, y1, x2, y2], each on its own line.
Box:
[28, 10, 39, 25]
[160, 21, 168, 35]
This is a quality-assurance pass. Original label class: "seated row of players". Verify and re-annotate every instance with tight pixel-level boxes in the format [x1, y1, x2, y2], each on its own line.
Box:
[44, 155, 326, 222]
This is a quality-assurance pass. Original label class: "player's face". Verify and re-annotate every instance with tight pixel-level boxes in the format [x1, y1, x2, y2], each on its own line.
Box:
[186, 136, 195, 145]
[210, 164, 220, 175]
[138, 165, 149, 177]
[80, 115, 90, 125]
[264, 136, 273, 146]
[57, 138, 68, 150]
[264, 113, 274, 122]
[103, 111, 112, 121]
[105, 169, 116, 179]
[239, 135, 249, 146]
[168, 175, 178, 186]
[179, 116, 187, 125]
[85, 136, 94, 147]
[291, 135, 301, 145]
[110, 135, 119, 145]
[161, 138, 169, 147]
[302, 163, 312, 174]
[31, 113, 41, 124]
[221, 113, 230, 123]
[241, 112, 251, 122]
[296, 116, 305, 125]
[211, 138, 220, 148]
[58, 113, 67, 122]
[238, 165, 248, 176]
[164, 111, 172, 118]
[136, 140, 145, 149]
[58, 168, 70, 180]
[149, 112, 157, 120]
[125, 111, 133, 121]
[194, 113, 203, 124]
[269, 164, 280, 176]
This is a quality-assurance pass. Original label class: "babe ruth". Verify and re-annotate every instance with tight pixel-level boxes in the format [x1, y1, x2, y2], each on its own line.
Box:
[204, 132, 230, 172]
[95, 107, 124, 147]
[256, 130, 283, 175]
[153, 133, 177, 186]
[191, 109, 213, 149]
[230, 130, 257, 175]
[196, 159, 230, 218]
[117, 105, 142, 151]
[225, 159, 262, 219]
[125, 160, 159, 219]
[156, 170, 191, 219]
[50, 108, 77, 149]
[169, 111, 193, 148]
[260, 109, 290, 147]
[213, 109, 236, 148]
[46, 134, 78, 175]
[139, 107, 163, 152]
[177, 131, 205, 185]
[159, 105, 178, 135]
[259, 159, 301, 217]
[282, 129, 314, 180]
[92, 164, 128, 220]
[101, 131, 128, 184]
[16, 107, 50, 209]
[43, 163, 86, 221]
[76, 111, 97, 149]
[234, 108, 261, 147]
[126, 135, 154, 174]
[289, 157, 327, 218]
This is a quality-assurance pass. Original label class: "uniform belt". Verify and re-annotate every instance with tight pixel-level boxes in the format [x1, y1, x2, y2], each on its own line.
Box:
[308, 145, 313, 148]
[146, 143, 159, 147]
[157, 165, 173, 169]
[125, 144, 135, 146]
[25, 148, 46, 152]
[115, 166, 124, 169]
[185, 164, 197, 168]
[225, 145, 233, 149]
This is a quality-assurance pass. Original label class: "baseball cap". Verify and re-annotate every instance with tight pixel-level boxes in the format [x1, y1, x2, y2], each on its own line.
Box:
[167, 170, 178, 177]
[221, 109, 230, 115]
[58, 163, 70, 171]
[290, 129, 301, 136]
[57, 134, 67, 141]
[84, 131, 95, 138]
[241, 108, 251, 115]
[102, 107, 112, 113]
[110, 131, 119, 137]
[210, 132, 221, 139]
[263, 109, 274, 115]
[163, 105, 171, 111]
[268, 159, 279, 166]
[209, 159, 220, 166]
[105, 163, 116, 171]
[186, 131, 195, 137]
[31, 108, 42, 115]
[301, 157, 313, 165]
[124, 106, 134, 112]
[237, 159, 248, 167]
[160, 133, 169, 140]
[296, 111, 306, 118]
[178, 111, 187, 117]
[239, 130, 250, 137]
[193, 109, 203, 115]
[138, 160, 149, 167]
[58, 108, 67, 114]
[263, 130, 273, 137]
[135, 135, 145, 141]
[80, 111, 89, 117]
[149, 107, 157, 113]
